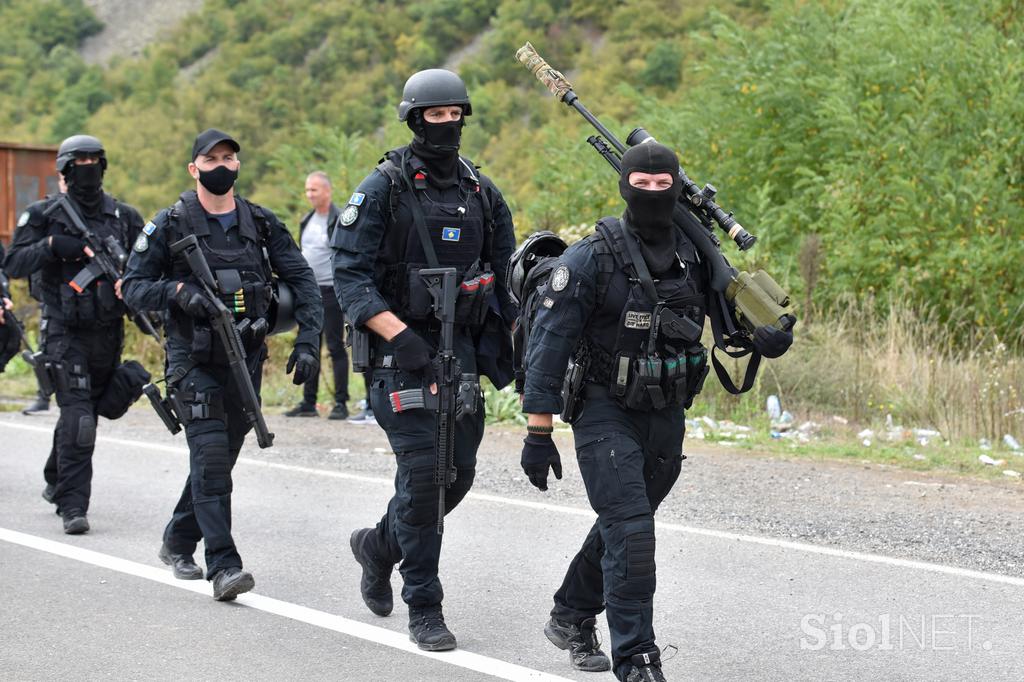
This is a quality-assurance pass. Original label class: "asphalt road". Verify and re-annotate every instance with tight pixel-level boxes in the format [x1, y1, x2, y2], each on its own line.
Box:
[1, 411, 1022, 681]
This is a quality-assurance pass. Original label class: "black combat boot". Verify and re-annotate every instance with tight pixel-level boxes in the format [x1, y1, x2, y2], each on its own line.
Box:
[211, 567, 255, 601]
[61, 508, 89, 535]
[22, 395, 50, 415]
[284, 402, 318, 417]
[408, 605, 457, 651]
[349, 528, 393, 616]
[622, 651, 666, 682]
[544, 616, 612, 671]
[158, 543, 204, 580]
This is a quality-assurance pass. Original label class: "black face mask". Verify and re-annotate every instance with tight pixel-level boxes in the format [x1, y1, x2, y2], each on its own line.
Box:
[408, 113, 464, 188]
[197, 165, 238, 196]
[65, 163, 105, 215]
[618, 142, 684, 274]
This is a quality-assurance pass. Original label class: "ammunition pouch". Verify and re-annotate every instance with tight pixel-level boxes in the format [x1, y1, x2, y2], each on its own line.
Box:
[58, 281, 124, 326]
[217, 281, 273, 320]
[395, 264, 496, 329]
[586, 344, 709, 411]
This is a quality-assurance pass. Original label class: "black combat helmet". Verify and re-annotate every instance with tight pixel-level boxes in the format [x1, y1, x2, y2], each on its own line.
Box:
[55, 134, 106, 174]
[506, 230, 568, 307]
[398, 69, 472, 121]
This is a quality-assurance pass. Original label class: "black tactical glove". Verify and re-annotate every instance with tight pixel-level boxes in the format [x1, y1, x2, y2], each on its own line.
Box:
[391, 327, 434, 379]
[286, 344, 319, 385]
[174, 284, 218, 320]
[520, 433, 563, 491]
[50, 235, 88, 261]
[753, 324, 793, 359]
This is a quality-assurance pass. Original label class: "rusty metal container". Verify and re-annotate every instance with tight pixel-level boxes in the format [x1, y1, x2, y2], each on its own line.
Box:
[1, 142, 59, 245]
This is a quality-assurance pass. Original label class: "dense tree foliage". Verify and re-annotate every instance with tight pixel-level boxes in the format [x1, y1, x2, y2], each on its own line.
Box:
[1, 0, 1020, 341]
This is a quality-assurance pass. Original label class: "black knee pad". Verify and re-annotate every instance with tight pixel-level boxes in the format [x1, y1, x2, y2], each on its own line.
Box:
[75, 414, 96, 449]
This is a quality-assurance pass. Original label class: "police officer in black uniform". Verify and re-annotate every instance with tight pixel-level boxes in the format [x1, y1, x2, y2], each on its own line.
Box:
[4, 134, 146, 534]
[0, 242, 19, 372]
[520, 143, 792, 681]
[334, 69, 518, 650]
[123, 129, 322, 601]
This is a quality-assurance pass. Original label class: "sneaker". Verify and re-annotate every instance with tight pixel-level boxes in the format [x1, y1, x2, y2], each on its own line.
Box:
[22, 396, 50, 415]
[544, 616, 612, 672]
[328, 403, 349, 420]
[158, 543, 204, 580]
[62, 508, 89, 535]
[623, 651, 666, 682]
[211, 567, 255, 601]
[349, 528, 393, 616]
[347, 405, 376, 425]
[284, 402, 318, 417]
[408, 606, 457, 651]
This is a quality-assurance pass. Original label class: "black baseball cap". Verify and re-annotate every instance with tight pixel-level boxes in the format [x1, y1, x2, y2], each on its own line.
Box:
[191, 128, 240, 161]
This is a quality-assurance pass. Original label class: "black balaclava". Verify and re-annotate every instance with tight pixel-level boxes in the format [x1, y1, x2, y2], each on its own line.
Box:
[64, 163, 105, 216]
[408, 109, 463, 188]
[197, 165, 239, 196]
[618, 142, 683, 275]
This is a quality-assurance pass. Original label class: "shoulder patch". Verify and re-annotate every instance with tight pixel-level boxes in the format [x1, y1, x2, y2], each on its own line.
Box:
[348, 192, 366, 207]
[339, 204, 359, 227]
[550, 265, 570, 292]
[17, 211, 29, 227]
[133, 234, 149, 253]
[142, 221, 157, 236]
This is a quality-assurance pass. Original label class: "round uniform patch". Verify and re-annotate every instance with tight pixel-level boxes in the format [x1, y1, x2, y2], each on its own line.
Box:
[17, 211, 29, 228]
[551, 265, 570, 292]
[133, 234, 148, 253]
[340, 204, 359, 227]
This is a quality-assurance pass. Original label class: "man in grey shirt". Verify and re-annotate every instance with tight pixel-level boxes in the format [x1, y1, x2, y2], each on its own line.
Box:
[285, 171, 354, 420]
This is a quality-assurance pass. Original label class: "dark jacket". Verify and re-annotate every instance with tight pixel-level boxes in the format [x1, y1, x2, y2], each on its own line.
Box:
[297, 203, 341, 246]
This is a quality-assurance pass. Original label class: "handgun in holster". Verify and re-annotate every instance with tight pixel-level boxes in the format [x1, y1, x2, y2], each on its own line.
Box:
[143, 383, 182, 435]
[559, 348, 588, 424]
[348, 323, 371, 373]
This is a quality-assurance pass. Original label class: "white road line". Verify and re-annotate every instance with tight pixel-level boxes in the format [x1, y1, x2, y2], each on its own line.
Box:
[0, 527, 572, 682]
[4, 419, 1024, 589]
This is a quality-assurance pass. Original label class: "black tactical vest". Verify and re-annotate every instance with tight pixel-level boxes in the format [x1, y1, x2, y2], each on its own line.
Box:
[38, 195, 131, 326]
[375, 148, 494, 326]
[166, 191, 273, 340]
[584, 217, 710, 410]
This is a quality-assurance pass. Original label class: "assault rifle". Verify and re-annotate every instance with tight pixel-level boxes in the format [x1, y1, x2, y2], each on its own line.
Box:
[168, 234, 274, 448]
[515, 42, 795, 338]
[386, 268, 478, 535]
[45, 194, 163, 346]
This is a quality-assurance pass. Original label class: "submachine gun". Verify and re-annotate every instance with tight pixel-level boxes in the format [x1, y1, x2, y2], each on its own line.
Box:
[515, 42, 795, 391]
[143, 234, 274, 448]
[44, 194, 164, 347]
[386, 268, 479, 535]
